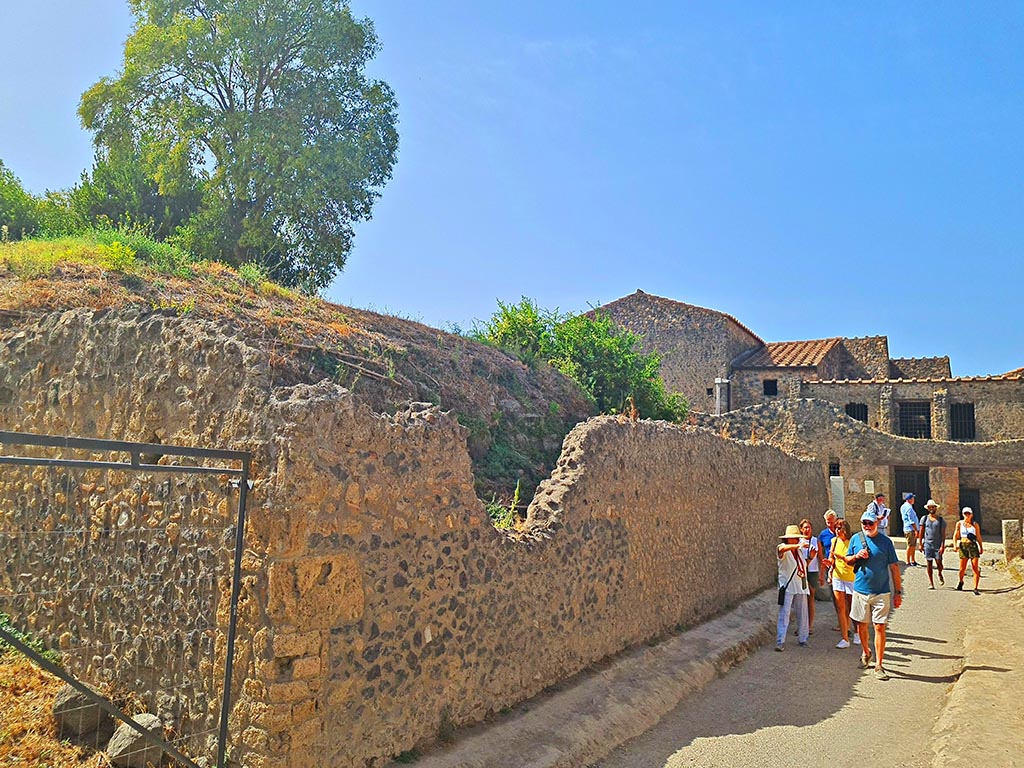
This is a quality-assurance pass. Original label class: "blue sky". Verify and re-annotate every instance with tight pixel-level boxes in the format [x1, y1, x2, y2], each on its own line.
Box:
[2, 2, 1021, 376]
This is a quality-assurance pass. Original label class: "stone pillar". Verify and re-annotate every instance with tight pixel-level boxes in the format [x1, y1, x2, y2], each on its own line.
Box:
[1003, 519, 1024, 563]
[932, 389, 950, 441]
[878, 385, 894, 434]
[714, 378, 730, 416]
[928, 466, 959, 530]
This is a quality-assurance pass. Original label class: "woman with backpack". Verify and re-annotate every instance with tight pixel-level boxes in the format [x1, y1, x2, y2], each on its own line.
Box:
[954, 507, 984, 595]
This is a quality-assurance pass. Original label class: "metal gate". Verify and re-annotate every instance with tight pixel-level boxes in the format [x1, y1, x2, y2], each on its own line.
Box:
[0, 431, 251, 767]
[893, 468, 929, 535]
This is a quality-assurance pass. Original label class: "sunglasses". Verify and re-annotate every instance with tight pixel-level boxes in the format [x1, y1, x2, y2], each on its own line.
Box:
[862, 521, 877, 527]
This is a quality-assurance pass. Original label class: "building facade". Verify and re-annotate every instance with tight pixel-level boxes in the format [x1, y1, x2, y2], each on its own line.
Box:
[599, 290, 1024, 534]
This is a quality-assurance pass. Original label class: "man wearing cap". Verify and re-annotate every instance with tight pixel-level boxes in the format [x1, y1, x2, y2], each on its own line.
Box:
[901, 492, 921, 566]
[843, 507, 902, 680]
[865, 492, 890, 534]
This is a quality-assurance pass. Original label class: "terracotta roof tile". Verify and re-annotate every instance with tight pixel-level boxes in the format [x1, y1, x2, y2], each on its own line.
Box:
[999, 366, 1024, 379]
[736, 338, 841, 368]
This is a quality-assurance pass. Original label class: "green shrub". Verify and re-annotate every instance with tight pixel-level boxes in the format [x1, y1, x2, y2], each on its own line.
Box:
[238, 261, 270, 289]
[0, 160, 42, 239]
[471, 297, 553, 365]
[473, 298, 688, 422]
[0, 613, 61, 666]
[93, 224, 196, 277]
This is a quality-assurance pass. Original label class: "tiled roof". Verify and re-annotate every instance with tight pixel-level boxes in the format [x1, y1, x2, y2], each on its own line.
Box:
[999, 367, 1024, 379]
[811, 375, 1024, 384]
[596, 291, 765, 345]
[736, 338, 842, 368]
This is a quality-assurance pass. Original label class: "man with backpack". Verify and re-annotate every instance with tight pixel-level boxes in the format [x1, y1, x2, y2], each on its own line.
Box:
[865, 491, 890, 533]
[842, 507, 903, 680]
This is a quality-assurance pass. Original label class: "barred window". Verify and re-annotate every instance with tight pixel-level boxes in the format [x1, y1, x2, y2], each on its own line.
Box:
[950, 403, 976, 441]
[845, 403, 868, 422]
[898, 401, 932, 439]
[828, 459, 841, 477]
[763, 379, 778, 396]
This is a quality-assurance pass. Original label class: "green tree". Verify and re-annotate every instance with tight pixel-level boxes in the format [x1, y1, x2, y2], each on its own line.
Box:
[68, 148, 202, 239]
[80, 0, 399, 290]
[473, 298, 688, 422]
[0, 160, 41, 239]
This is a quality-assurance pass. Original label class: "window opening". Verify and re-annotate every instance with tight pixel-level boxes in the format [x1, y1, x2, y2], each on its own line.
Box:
[763, 379, 778, 396]
[898, 401, 931, 439]
[845, 403, 868, 422]
[950, 403, 976, 441]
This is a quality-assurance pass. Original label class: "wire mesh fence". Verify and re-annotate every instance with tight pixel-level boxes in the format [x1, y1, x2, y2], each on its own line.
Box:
[0, 432, 250, 767]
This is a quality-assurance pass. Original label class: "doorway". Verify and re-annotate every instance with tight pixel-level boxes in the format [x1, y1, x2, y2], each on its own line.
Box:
[893, 468, 930, 535]
[958, 487, 982, 530]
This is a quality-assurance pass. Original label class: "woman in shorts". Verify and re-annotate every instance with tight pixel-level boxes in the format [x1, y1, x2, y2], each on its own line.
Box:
[954, 507, 984, 595]
[827, 519, 856, 649]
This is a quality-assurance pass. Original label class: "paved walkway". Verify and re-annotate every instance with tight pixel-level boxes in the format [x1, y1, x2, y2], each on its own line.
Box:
[596, 547, 1023, 768]
[396, 544, 1023, 768]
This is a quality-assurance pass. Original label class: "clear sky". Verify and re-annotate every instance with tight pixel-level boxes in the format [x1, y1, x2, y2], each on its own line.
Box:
[2, 2, 1021, 376]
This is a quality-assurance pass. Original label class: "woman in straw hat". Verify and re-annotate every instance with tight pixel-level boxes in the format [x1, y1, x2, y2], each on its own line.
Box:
[776, 524, 810, 651]
[954, 507, 984, 594]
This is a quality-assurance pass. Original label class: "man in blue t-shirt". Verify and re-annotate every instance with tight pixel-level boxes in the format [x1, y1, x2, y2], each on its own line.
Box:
[818, 509, 840, 630]
[900, 492, 921, 566]
[843, 508, 903, 680]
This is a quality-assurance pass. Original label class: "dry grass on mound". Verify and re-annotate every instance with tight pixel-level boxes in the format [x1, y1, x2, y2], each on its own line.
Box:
[0, 652, 103, 767]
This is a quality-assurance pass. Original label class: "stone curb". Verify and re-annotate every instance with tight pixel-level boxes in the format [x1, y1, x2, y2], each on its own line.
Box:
[930, 571, 1024, 768]
[403, 590, 776, 768]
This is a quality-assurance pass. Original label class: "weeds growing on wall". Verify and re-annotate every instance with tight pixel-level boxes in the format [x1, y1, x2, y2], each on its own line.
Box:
[486, 480, 522, 531]
[0, 613, 61, 666]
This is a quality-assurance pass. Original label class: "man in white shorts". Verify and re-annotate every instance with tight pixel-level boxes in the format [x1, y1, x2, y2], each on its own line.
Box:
[842, 508, 903, 680]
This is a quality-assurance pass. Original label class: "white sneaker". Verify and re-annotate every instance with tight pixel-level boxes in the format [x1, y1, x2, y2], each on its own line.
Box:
[853, 635, 861, 645]
[836, 639, 850, 649]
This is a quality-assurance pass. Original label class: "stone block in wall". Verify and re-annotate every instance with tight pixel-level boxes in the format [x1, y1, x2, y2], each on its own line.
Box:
[929, 467, 959, 526]
[932, 389, 950, 441]
[267, 555, 363, 629]
[1003, 519, 1023, 562]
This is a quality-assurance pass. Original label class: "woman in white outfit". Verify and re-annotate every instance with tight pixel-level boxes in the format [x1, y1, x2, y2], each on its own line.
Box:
[776, 524, 810, 651]
[954, 507, 984, 595]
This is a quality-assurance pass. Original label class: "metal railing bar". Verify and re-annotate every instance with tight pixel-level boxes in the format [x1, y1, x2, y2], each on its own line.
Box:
[0, 431, 248, 462]
[216, 458, 250, 768]
[0, 457, 244, 476]
[0, 623, 202, 768]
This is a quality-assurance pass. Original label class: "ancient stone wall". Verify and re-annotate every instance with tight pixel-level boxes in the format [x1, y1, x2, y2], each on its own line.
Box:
[958, 469, 1024, 536]
[1, 308, 827, 768]
[695, 399, 1024, 535]
[730, 369, 808, 410]
[597, 290, 763, 411]
[801, 379, 1024, 441]
[836, 336, 890, 379]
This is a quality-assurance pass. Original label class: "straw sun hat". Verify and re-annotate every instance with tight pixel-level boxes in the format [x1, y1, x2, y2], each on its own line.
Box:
[778, 524, 803, 539]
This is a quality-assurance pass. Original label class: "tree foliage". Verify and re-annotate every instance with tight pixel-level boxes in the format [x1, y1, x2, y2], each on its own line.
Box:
[0, 161, 41, 239]
[79, 0, 399, 290]
[473, 297, 688, 422]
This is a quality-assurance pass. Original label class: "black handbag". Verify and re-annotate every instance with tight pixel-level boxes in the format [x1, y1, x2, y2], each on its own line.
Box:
[778, 552, 800, 605]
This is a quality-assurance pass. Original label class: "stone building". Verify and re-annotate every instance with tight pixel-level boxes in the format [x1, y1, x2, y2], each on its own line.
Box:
[599, 290, 1024, 534]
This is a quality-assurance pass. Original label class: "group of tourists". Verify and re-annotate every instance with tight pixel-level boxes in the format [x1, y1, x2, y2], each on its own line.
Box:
[775, 492, 985, 681]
